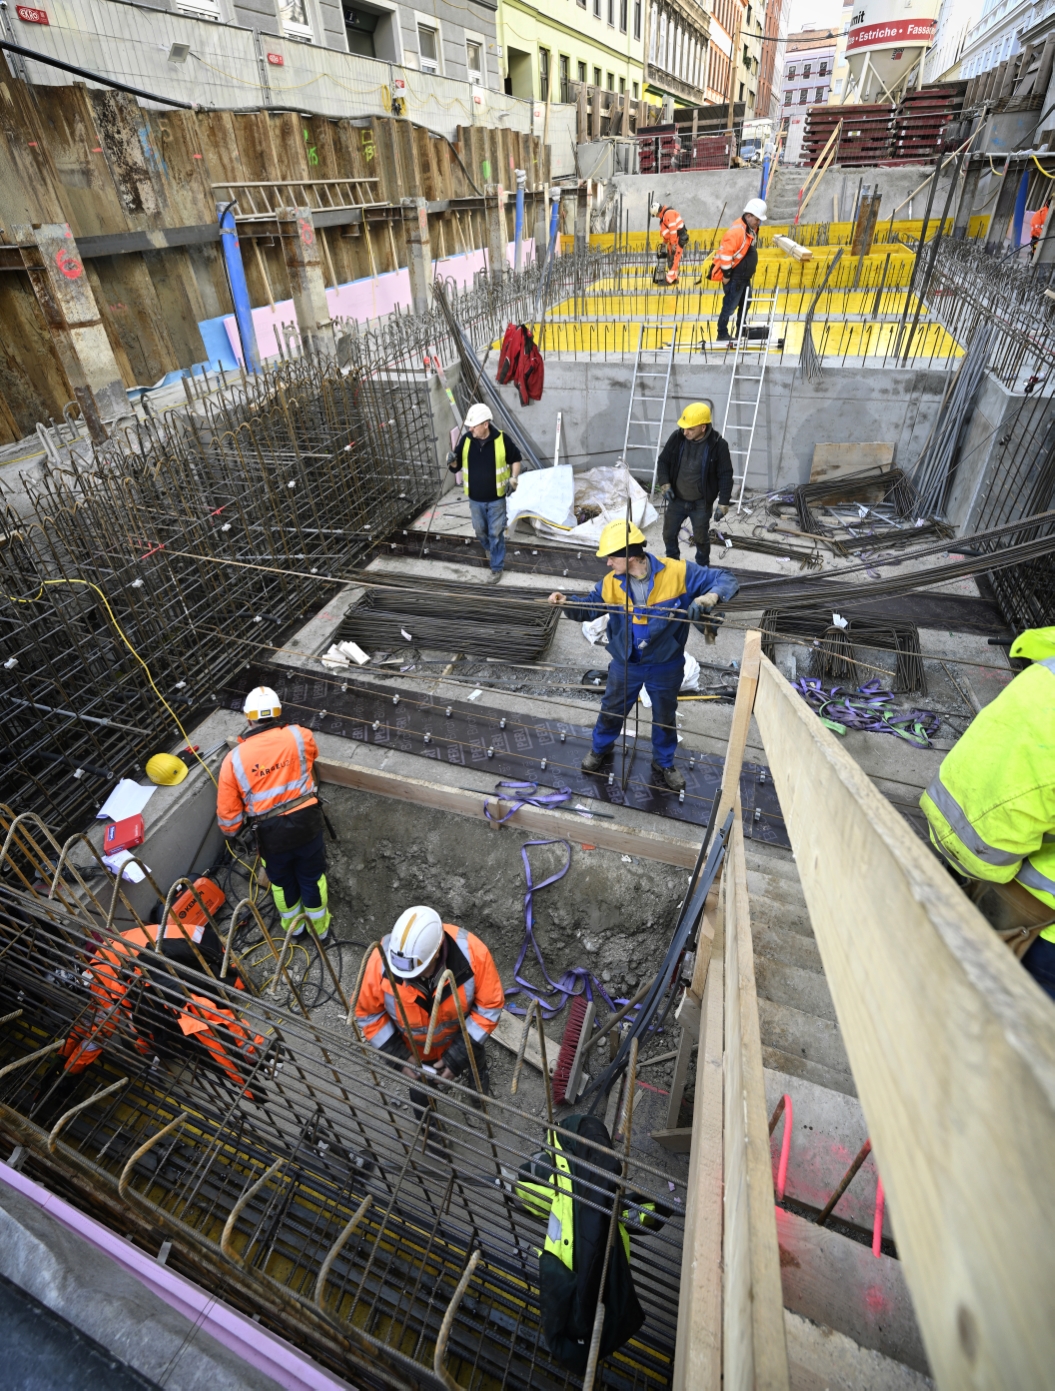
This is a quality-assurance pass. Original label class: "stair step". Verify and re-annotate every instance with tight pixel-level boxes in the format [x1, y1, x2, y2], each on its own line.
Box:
[762, 1044, 858, 1099]
[752, 922, 823, 974]
[755, 957, 837, 1023]
[758, 996, 851, 1077]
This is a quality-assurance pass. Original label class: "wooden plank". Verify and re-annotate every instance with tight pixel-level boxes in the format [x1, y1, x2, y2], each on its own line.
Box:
[774, 1208, 928, 1372]
[672, 895, 724, 1389]
[808, 442, 894, 485]
[489, 1009, 557, 1076]
[651, 1126, 693, 1154]
[315, 758, 699, 868]
[723, 809, 790, 1391]
[751, 652, 1055, 1389]
[715, 628, 762, 832]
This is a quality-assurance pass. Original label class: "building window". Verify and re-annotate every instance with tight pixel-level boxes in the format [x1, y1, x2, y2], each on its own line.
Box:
[783, 87, 792, 104]
[560, 53, 570, 101]
[633, 80, 639, 97]
[578, 60, 587, 81]
[819, 59, 828, 75]
[278, 0, 312, 40]
[648, 3, 657, 61]
[798, 87, 807, 102]
[746, 3, 751, 21]
[815, 85, 825, 101]
[466, 39, 482, 83]
[743, 43, 749, 66]
[594, 65, 602, 85]
[620, 0, 628, 33]
[803, 61, 811, 77]
[344, 7, 378, 57]
[594, 0, 600, 17]
[418, 24, 439, 73]
[607, 71, 614, 88]
[634, 0, 641, 40]
[620, 75, 626, 92]
[787, 64, 796, 78]
[739, 80, 744, 99]
[540, 47, 550, 100]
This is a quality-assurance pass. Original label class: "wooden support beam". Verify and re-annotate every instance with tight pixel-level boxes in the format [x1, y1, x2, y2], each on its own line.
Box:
[277, 206, 332, 353]
[751, 651, 1055, 1388]
[314, 758, 699, 868]
[722, 806, 790, 1390]
[715, 628, 762, 834]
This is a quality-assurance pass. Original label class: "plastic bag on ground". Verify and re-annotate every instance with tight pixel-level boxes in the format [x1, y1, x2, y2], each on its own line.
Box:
[533, 464, 658, 546]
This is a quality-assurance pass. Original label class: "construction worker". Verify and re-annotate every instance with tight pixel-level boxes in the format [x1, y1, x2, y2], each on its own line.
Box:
[650, 202, 688, 285]
[446, 402, 522, 583]
[59, 919, 267, 1101]
[920, 626, 1055, 999]
[355, 906, 505, 1094]
[1031, 201, 1050, 257]
[547, 520, 738, 793]
[712, 198, 767, 343]
[216, 686, 331, 942]
[656, 402, 733, 567]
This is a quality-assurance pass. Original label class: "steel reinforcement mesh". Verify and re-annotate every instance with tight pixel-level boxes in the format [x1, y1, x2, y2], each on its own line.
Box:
[0, 819, 685, 1391]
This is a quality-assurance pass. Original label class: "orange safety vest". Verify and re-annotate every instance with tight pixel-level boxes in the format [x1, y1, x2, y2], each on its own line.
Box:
[711, 217, 755, 281]
[356, 924, 505, 1062]
[1032, 206, 1049, 240]
[216, 722, 319, 836]
[657, 207, 684, 244]
[176, 993, 265, 1098]
[60, 924, 258, 1085]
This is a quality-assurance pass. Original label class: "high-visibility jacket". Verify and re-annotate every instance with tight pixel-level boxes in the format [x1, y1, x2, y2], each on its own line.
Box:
[176, 993, 265, 1097]
[356, 923, 504, 1062]
[1032, 206, 1049, 240]
[656, 206, 684, 245]
[710, 217, 755, 281]
[459, 431, 511, 498]
[60, 923, 257, 1078]
[524, 1114, 645, 1375]
[920, 654, 1055, 933]
[561, 552, 739, 667]
[216, 722, 319, 836]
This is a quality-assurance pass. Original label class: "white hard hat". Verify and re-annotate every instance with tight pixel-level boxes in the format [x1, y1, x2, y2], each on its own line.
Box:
[464, 403, 493, 429]
[650, 200, 663, 218]
[743, 198, 768, 222]
[243, 686, 281, 721]
[386, 907, 444, 979]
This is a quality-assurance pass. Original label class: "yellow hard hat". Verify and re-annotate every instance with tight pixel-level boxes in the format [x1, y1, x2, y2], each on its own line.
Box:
[678, 402, 712, 429]
[596, 518, 647, 557]
[1010, 627, 1055, 662]
[146, 753, 188, 786]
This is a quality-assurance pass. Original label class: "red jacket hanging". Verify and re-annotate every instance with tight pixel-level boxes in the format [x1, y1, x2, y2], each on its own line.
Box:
[496, 322, 545, 406]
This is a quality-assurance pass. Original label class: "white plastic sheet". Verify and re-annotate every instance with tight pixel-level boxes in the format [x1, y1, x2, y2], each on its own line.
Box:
[504, 464, 575, 534]
[533, 464, 658, 547]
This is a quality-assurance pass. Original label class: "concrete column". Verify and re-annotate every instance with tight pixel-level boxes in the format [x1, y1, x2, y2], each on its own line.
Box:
[574, 183, 590, 253]
[485, 183, 507, 280]
[953, 160, 982, 240]
[277, 206, 331, 355]
[401, 197, 433, 314]
[13, 223, 126, 444]
[985, 161, 1021, 248]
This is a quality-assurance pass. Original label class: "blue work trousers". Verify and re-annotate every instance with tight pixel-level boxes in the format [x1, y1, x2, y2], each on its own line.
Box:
[1022, 936, 1055, 1002]
[469, 497, 507, 573]
[717, 278, 751, 338]
[592, 657, 682, 768]
[263, 831, 326, 911]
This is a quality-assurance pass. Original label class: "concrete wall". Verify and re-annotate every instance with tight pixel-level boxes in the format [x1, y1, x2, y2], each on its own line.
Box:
[945, 370, 1055, 531]
[496, 361, 950, 491]
[609, 163, 961, 230]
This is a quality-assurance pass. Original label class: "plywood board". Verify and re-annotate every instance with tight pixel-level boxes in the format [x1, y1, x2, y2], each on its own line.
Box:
[809, 443, 895, 485]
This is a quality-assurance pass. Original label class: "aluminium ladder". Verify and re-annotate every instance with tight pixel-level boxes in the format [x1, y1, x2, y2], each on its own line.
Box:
[619, 317, 676, 493]
[722, 288, 779, 511]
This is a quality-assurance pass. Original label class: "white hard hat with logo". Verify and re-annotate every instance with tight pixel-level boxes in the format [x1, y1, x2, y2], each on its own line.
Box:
[743, 198, 768, 222]
[386, 906, 444, 978]
[243, 686, 282, 721]
[464, 403, 493, 429]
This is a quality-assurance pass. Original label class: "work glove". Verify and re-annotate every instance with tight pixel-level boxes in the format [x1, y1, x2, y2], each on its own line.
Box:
[713, 504, 728, 521]
[689, 594, 723, 646]
[507, 476, 519, 492]
[659, 483, 673, 500]
[446, 449, 458, 466]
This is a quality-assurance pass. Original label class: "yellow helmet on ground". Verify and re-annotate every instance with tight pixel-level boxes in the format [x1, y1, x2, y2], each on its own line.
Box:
[677, 402, 712, 429]
[146, 753, 188, 786]
[1010, 627, 1055, 662]
[596, 519, 647, 557]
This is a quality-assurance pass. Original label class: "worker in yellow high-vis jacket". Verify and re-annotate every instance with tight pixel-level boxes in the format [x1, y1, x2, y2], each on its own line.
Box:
[920, 626, 1055, 998]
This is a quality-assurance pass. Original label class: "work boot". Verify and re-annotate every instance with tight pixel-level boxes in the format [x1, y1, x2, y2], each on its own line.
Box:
[715, 330, 730, 343]
[487, 569, 503, 584]
[652, 762, 686, 793]
[581, 749, 608, 774]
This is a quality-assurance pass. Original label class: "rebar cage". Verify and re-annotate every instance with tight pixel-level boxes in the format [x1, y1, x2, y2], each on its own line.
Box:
[0, 812, 686, 1391]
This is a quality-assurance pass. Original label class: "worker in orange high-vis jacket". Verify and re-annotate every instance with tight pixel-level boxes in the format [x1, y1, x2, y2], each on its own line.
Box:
[711, 198, 767, 343]
[650, 202, 688, 285]
[1031, 202, 1050, 258]
[59, 920, 267, 1101]
[356, 906, 504, 1095]
[217, 685, 331, 942]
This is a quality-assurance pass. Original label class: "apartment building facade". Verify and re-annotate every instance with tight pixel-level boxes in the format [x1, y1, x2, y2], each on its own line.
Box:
[499, 0, 647, 103]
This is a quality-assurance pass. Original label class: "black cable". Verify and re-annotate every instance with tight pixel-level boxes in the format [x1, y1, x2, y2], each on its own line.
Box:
[0, 38, 196, 109]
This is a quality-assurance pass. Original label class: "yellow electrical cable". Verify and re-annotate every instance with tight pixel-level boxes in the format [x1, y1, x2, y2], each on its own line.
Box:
[1032, 154, 1055, 179]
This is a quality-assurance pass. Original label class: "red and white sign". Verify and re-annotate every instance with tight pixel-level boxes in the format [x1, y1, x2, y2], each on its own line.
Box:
[846, 1, 938, 53]
[266, 52, 284, 65]
[15, 5, 49, 23]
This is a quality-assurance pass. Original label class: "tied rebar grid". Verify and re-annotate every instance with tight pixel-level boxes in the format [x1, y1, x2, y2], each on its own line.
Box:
[0, 818, 685, 1391]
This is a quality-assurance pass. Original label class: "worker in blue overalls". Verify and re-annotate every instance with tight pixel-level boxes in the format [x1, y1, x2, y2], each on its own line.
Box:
[548, 519, 738, 792]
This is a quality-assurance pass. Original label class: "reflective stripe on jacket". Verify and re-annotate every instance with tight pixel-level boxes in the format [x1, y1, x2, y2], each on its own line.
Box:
[460, 431, 510, 498]
[561, 552, 739, 667]
[711, 217, 754, 281]
[920, 658, 1055, 900]
[657, 208, 684, 243]
[216, 722, 319, 835]
[356, 923, 505, 1061]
